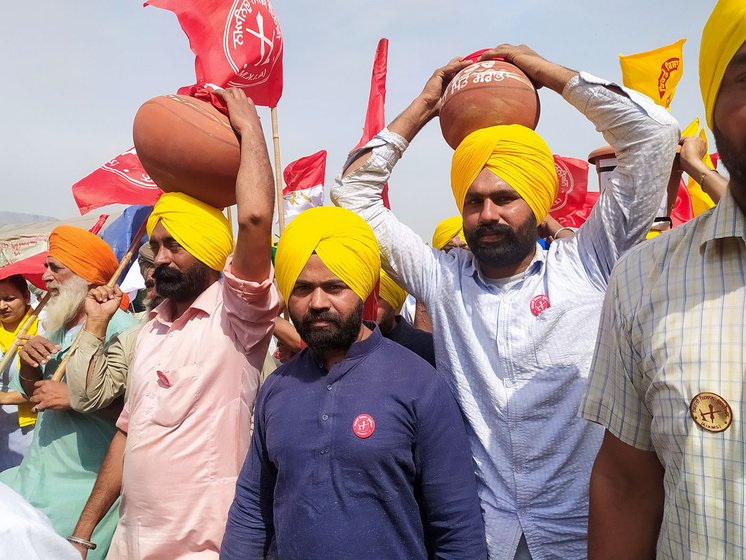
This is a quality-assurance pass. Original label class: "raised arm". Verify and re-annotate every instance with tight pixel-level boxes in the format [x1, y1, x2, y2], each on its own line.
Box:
[220, 88, 275, 283]
[332, 59, 468, 302]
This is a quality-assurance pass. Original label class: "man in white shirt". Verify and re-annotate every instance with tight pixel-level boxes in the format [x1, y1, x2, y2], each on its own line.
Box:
[332, 44, 678, 559]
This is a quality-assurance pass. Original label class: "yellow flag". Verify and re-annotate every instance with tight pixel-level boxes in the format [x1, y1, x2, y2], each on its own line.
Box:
[620, 38, 686, 109]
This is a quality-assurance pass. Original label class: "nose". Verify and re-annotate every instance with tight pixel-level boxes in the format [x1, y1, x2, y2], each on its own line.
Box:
[153, 245, 170, 267]
[42, 268, 55, 286]
[309, 287, 330, 311]
[478, 198, 502, 225]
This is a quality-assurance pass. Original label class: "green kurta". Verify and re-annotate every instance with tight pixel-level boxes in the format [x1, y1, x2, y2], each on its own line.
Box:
[0, 310, 136, 559]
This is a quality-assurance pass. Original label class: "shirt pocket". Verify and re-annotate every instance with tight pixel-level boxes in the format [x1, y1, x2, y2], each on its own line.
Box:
[528, 306, 570, 369]
[149, 364, 202, 428]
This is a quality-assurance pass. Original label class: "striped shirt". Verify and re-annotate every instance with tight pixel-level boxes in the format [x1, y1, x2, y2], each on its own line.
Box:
[581, 188, 746, 559]
[333, 72, 679, 560]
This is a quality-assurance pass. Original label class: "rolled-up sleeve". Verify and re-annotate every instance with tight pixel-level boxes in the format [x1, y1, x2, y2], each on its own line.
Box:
[331, 130, 443, 304]
[223, 258, 280, 354]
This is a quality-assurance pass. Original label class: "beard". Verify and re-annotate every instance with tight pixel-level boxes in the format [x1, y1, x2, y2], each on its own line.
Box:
[153, 263, 213, 302]
[43, 275, 89, 334]
[713, 124, 746, 188]
[291, 301, 363, 357]
[464, 215, 538, 270]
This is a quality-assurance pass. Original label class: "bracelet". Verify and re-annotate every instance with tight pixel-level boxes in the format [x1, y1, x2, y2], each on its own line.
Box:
[19, 374, 42, 383]
[66, 536, 97, 550]
[554, 227, 576, 238]
[699, 168, 719, 188]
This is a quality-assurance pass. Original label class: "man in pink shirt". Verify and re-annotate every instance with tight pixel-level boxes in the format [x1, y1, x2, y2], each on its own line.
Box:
[68, 89, 279, 559]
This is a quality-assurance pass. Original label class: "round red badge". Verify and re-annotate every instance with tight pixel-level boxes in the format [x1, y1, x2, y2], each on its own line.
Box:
[352, 414, 375, 439]
[530, 294, 551, 316]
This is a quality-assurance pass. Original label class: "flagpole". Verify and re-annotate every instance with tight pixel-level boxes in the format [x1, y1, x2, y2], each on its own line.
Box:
[0, 292, 51, 376]
[271, 106, 286, 234]
[50, 219, 149, 383]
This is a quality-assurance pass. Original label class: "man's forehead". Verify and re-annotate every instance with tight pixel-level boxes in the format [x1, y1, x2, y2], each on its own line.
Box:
[45, 256, 68, 270]
[727, 42, 746, 70]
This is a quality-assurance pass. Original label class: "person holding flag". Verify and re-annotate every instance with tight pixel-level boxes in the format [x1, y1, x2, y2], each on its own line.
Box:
[0, 273, 38, 471]
[333, 44, 678, 559]
[582, 1, 746, 557]
[0, 226, 136, 560]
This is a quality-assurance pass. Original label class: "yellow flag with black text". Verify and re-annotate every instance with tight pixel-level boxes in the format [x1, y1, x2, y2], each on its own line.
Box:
[620, 38, 686, 110]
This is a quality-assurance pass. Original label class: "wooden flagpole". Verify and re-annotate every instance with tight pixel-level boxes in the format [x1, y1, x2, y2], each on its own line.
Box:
[50, 219, 149, 382]
[271, 106, 286, 234]
[0, 292, 51, 375]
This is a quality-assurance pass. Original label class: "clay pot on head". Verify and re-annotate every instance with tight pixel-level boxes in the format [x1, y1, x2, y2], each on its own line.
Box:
[439, 60, 541, 150]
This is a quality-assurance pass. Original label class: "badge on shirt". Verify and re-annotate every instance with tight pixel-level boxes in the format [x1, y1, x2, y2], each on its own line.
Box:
[690, 392, 733, 433]
[352, 414, 375, 439]
[530, 294, 551, 317]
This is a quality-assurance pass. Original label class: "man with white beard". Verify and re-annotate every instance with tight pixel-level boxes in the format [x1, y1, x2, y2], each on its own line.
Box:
[0, 225, 135, 560]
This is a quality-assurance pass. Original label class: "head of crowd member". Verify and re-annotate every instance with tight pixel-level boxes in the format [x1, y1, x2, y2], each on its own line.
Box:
[43, 225, 119, 334]
[275, 206, 380, 364]
[137, 243, 162, 310]
[432, 216, 468, 252]
[700, 0, 746, 194]
[0, 274, 31, 333]
[376, 269, 407, 335]
[146, 192, 233, 305]
[451, 125, 558, 276]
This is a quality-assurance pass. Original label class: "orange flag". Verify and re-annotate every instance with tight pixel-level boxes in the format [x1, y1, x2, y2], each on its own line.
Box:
[620, 38, 686, 109]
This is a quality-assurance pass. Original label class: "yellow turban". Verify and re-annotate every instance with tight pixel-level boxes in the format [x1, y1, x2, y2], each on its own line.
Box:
[700, 0, 746, 131]
[275, 207, 380, 303]
[431, 216, 466, 250]
[146, 192, 233, 271]
[378, 269, 407, 312]
[451, 125, 558, 225]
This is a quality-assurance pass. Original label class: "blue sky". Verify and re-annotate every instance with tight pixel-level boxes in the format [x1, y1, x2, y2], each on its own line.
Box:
[1, 0, 716, 239]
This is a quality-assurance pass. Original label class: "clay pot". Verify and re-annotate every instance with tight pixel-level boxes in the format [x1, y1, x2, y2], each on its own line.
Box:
[439, 60, 540, 150]
[133, 95, 240, 209]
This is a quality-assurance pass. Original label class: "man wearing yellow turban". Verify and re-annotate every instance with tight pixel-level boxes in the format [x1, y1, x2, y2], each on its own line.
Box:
[222, 205, 487, 559]
[68, 89, 279, 559]
[583, 3, 746, 558]
[376, 269, 435, 367]
[333, 44, 678, 559]
[431, 216, 467, 251]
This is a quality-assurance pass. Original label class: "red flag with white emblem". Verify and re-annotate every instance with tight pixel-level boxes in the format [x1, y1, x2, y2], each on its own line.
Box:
[550, 155, 599, 228]
[146, 0, 284, 109]
[72, 148, 162, 215]
[282, 150, 326, 225]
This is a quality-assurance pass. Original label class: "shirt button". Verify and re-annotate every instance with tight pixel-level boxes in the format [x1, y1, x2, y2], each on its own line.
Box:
[505, 379, 515, 389]
[320, 448, 328, 455]
[326, 384, 332, 391]
[322, 414, 329, 421]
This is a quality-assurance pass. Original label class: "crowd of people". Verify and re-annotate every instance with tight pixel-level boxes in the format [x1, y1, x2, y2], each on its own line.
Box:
[0, 1, 744, 558]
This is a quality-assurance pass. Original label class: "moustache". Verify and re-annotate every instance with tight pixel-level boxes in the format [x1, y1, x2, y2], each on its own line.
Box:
[301, 311, 341, 327]
[153, 265, 184, 283]
[472, 223, 514, 240]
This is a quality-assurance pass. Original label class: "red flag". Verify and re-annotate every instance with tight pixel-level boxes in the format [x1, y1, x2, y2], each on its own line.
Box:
[0, 252, 48, 290]
[671, 179, 694, 226]
[550, 156, 598, 228]
[355, 38, 390, 211]
[282, 150, 326, 224]
[147, 0, 284, 110]
[711, 152, 719, 169]
[72, 148, 162, 215]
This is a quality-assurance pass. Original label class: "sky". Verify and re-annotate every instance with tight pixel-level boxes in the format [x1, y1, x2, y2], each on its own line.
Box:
[1, 0, 717, 240]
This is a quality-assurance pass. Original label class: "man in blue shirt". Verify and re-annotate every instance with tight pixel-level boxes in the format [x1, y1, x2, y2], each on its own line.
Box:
[221, 206, 487, 560]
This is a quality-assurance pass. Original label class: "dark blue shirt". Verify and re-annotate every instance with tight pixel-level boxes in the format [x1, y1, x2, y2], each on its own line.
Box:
[384, 315, 436, 367]
[220, 326, 487, 560]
